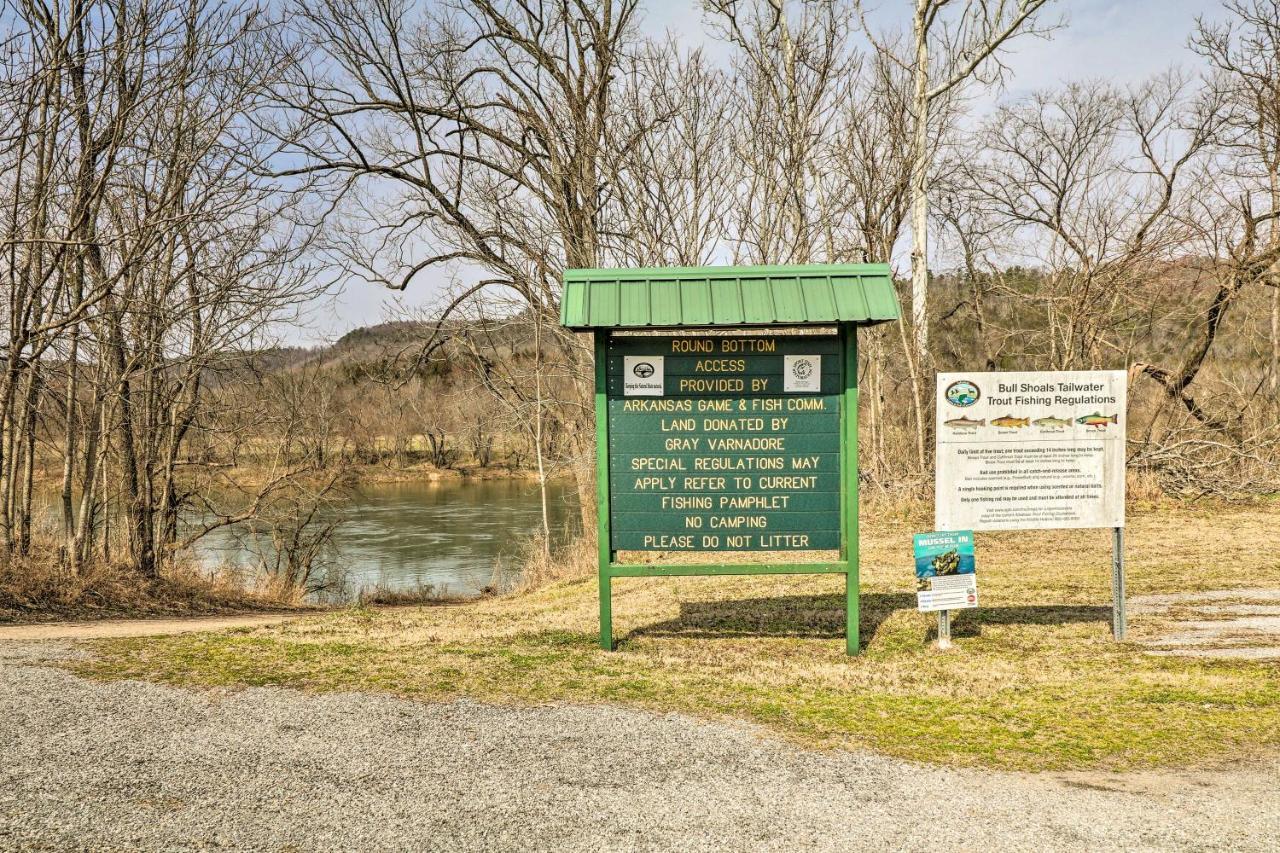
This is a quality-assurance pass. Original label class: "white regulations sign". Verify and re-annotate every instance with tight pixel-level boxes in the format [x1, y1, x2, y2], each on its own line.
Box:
[935, 370, 1126, 531]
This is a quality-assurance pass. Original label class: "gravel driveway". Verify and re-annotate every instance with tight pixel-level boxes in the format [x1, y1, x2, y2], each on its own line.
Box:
[2, 641, 1276, 852]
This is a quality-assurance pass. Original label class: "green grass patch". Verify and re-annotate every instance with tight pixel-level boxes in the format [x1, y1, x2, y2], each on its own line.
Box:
[70, 505, 1280, 771]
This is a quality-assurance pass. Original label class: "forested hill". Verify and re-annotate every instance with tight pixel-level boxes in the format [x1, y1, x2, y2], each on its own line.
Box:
[255, 319, 535, 375]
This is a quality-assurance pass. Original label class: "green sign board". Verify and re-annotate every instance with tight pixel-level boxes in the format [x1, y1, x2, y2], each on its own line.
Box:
[606, 336, 843, 552]
[562, 263, 902, 657]
[591, 325, 861, 656]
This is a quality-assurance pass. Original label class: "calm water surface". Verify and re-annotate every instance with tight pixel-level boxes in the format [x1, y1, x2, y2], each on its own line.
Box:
[194, 479, 579, 599]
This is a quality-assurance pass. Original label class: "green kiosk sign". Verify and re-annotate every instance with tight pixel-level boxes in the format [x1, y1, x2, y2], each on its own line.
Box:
[561, 264, 900, 655]
[607, 335, 842, 551]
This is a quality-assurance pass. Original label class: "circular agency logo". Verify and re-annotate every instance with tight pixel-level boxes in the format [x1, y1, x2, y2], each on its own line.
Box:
[945, 379, 980, 407]
[791, 357, 814, 380]
[632, 361, 655, 378]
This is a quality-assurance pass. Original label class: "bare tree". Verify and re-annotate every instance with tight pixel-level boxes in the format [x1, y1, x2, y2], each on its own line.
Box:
[708, 0, 855, 263]
[269, 0, 659, 533]
[406, 378, 460, 470]
[962, 75, 1221, 370]
[942, 65, 1280, 492]
[830, 40, 943, 473]
[0, 0, 326, 580]
[608, 41, 736, 266]
[454, 310, 565, 554]
[856, 0, 1057, 362]
[1192, 1, 1280, 396]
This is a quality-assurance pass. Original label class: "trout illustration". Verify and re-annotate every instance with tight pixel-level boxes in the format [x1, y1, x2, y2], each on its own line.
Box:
[1076, 412, 1119, 429]
[991, 415, 1031, 428]
[1033, 415, 1071, 427]
[944, 416, 985, 428]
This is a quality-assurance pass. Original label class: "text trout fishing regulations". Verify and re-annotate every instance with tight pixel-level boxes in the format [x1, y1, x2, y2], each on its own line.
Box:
[987, 380, 1120, 409]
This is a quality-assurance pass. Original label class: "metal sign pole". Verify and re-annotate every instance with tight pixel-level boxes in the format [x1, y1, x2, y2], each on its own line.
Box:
[1111, 526, 1126, 640]
[937, 610, 952, 649]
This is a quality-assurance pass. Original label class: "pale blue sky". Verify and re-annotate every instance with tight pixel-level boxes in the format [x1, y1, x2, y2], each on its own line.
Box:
[293, 0, 1224, 346]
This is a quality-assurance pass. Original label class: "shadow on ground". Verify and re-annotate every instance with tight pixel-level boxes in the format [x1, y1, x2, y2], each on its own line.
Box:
[621, 592, 1110, 649]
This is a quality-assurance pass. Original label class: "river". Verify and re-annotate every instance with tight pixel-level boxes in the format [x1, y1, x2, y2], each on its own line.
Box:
[193, 479, 580, 600]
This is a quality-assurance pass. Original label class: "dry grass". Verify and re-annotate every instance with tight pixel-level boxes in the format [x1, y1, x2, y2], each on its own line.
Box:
[0, 543, 309, 623]
[76, 502, 1280, 771]
[355, 581, 474, 607]
[506, 532, 596, 592]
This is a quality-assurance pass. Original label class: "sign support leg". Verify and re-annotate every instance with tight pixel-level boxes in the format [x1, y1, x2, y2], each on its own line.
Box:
[846, 570, 859, 655]
[937, 610, 952, 649]
[1112, 526, 1126, 641]
[594, 330, 615, 651]
[599, 570, 613, 650]
[842, 324, 861, 656]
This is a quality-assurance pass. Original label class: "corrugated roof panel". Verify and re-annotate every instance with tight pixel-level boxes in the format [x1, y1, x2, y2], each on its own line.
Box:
[591, 279, 620, 327]
[560, 263, 898, 329]
[740, 278, 775, 323]
[831, 274, 870, 321]
[799, 275, 836, 320]
[865, 274, 901, 320]
[619, 279, 649, 326]
[681, 278, 713, 325]
[709, 277, 744, 324]
[770, 276, 805, 323]
[649, 279, 682, 326]
[563, 280, 587, 328]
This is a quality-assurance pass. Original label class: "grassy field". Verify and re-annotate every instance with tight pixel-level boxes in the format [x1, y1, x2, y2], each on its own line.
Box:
[74, 502, 1280, 771]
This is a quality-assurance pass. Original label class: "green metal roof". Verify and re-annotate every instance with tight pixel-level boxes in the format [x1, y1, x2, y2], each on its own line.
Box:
[559, 263, 900, 330]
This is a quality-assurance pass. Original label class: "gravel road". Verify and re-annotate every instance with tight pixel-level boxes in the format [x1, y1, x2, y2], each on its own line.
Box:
[2, 641, 1276, 853]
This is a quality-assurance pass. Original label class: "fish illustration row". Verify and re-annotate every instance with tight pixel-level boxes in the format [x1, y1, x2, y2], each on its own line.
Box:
[944, 413, 1119, 429]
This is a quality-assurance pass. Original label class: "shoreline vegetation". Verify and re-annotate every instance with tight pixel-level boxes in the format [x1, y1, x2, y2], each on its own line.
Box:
[2, 461, 1271, 624]
[72, 502, 1280, 772]
[2, 458, 568, 623]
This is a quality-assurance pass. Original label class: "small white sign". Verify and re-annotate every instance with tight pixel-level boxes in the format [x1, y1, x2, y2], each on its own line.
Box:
[623, 356, 664, 396]
[783, 355, 821, 393]
[917, 574, 979, 612]
[935, 370, 1127, 531]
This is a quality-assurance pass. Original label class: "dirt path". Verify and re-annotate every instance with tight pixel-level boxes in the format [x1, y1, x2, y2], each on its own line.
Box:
[0, 612, 308, 641]
[1133, 588, 1280, 660]
[2, 641, 1277, 852]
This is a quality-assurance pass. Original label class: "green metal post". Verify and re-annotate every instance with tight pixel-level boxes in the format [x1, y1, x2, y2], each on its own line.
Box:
[594, 332, 614, 650]
[843, 325, 860, 655]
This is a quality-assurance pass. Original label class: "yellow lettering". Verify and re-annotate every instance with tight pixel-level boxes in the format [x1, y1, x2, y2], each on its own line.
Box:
[630, 457, 687, 471]
[679, 378, 744, 393]
[693, 359, 745, 373]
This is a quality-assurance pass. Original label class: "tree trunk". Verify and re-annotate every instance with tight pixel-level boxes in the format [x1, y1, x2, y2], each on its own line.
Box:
[105, 309, 154, 578]
[18, 366, 38, 555]
[909, 0, 931, 360]
[1271, 283, 1278, 396]
[62, 326, 80, 546]
[894, 298, 928, 474]
[534, 309, 550, 556]
[1270, 165, 1279, 396]
[0, 363, 19, 552]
